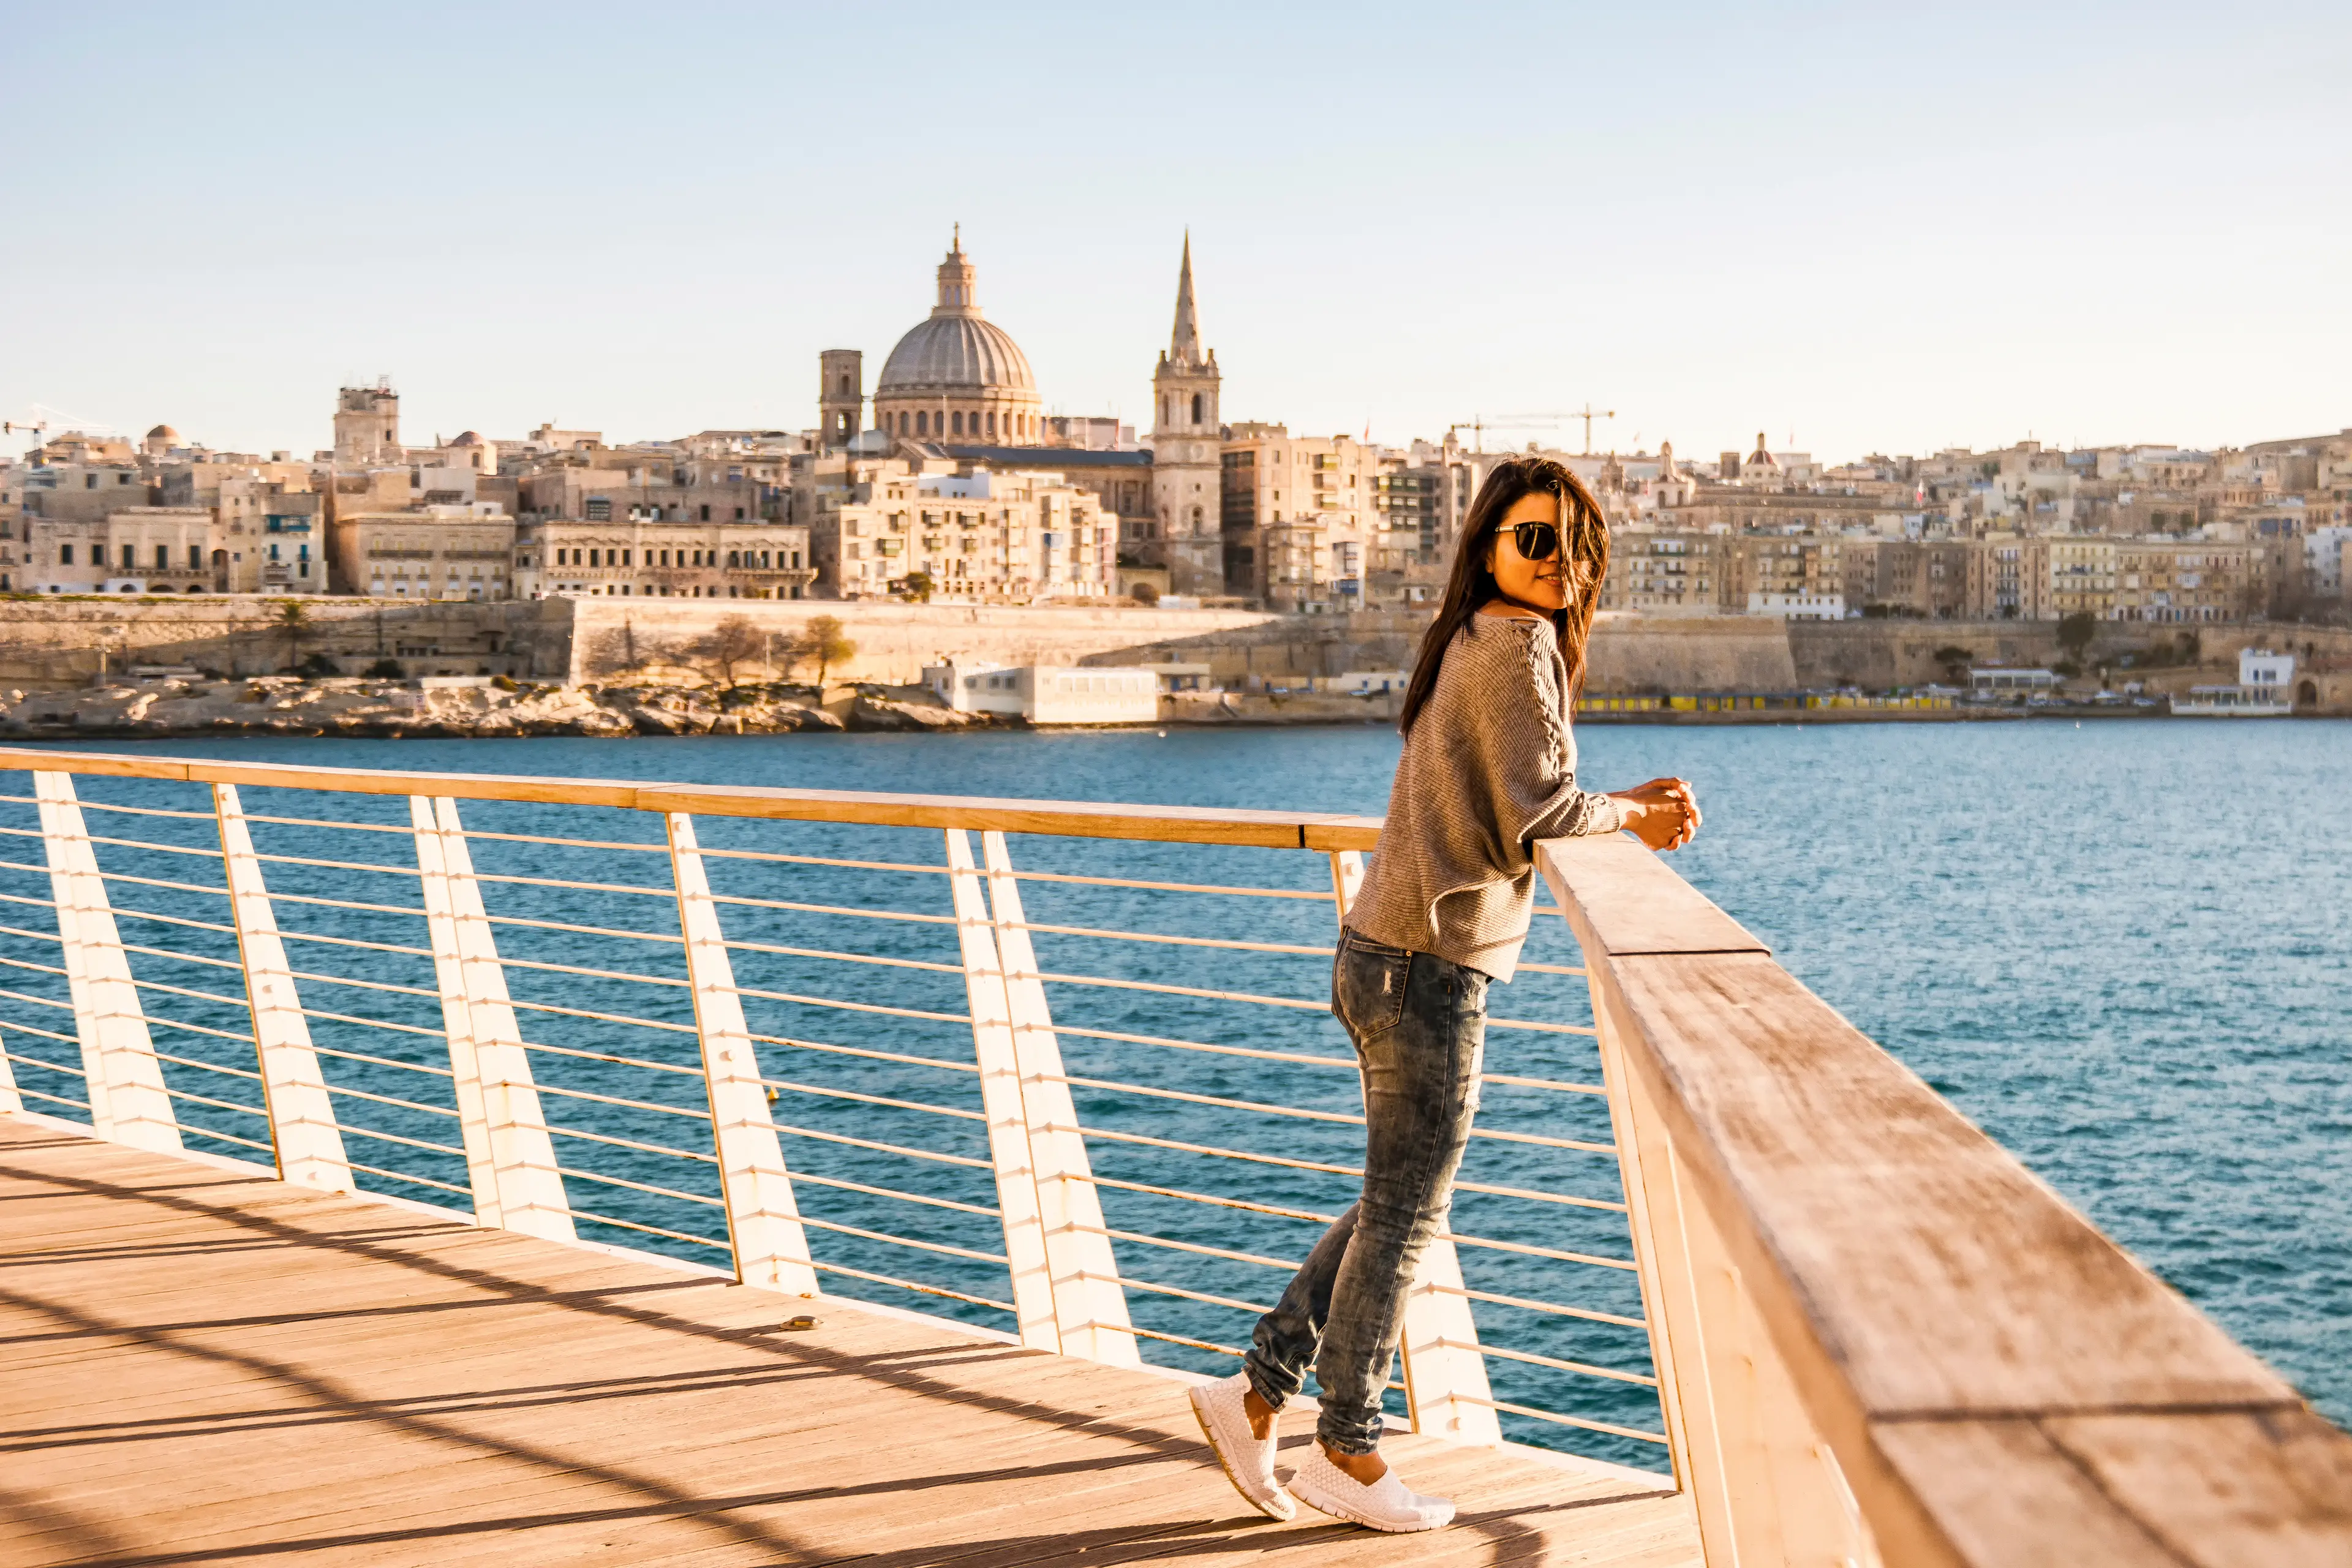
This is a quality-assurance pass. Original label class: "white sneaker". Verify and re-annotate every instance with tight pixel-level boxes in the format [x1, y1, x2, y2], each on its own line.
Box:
[1186, 1373, 1295, 1521]
[1287, 1444, 1455, 1532]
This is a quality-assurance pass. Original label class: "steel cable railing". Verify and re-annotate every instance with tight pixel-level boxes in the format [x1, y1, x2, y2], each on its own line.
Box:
[0, 754, 1667, 1473]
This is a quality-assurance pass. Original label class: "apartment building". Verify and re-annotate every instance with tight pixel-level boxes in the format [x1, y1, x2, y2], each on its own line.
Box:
[2111, 540, 2260, 622]
[1600, 531, 1733, 615]
[816, 460, 1115, 601]
[518, 518, 813, 600]
[332, 506, 518, 601]
[1968, 535, 2046, 620]
[22, 508, 222, 595]
[2045, 537, 2118, 618]
[1219, 425, 1426, 605]
[1732, 533, 1847, 616]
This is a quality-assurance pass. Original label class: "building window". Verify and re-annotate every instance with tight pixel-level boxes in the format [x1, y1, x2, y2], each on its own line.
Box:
[586, 498, 611, 521]
[59, 545, 72, 565]
[1191, 393, 1204, 424]
[155, 545, 169, 570]
[699, 505, 711, 522]
[952, 411, 963, 435]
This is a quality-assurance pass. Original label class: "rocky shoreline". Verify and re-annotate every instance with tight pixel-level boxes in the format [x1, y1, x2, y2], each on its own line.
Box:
[0, 676, 1019, 740]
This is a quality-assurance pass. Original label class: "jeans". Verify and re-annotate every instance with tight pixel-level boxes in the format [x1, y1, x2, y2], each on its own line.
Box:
[1243, 929, 1487, 1455]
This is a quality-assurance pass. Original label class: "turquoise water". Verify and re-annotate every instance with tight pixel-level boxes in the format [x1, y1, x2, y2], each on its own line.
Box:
[2, 721, 2345, 1470]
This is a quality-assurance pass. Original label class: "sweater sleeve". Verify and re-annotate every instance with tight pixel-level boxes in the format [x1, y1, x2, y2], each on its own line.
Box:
[1473, 622, 1625, 848]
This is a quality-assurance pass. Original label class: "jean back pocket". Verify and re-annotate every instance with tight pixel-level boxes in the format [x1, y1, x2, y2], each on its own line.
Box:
[1332, 932, 1411, 1041]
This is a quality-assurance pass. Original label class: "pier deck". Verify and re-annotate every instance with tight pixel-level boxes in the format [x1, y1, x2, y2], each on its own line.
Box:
[0, 1117, 1697, 1567]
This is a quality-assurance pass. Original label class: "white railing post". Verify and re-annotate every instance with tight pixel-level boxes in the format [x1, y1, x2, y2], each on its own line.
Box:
[980, 830, 1139, 1366]
[34, 771, 181, 1153]
[212, 784, 351, 1193]
[1329, 846, 1502, 1442]
[664, 812, 818, 1297]
[945, 829, 1061, 1353]
[411, 795, 572, 1240]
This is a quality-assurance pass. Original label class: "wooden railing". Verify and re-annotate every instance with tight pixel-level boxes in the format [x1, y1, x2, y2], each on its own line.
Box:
[1541, 833, 2352, 1566]
[0, 744, 2345, 1565]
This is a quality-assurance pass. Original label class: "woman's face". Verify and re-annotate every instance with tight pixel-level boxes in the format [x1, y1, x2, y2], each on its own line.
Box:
[1485, 490, 1591, 609]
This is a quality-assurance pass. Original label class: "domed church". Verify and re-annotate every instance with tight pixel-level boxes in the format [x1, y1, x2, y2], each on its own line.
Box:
[869, 228, 1043, 444]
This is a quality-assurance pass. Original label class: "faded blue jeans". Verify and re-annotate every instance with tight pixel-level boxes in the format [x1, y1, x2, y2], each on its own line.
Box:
[1243, 928, 1486, 1455]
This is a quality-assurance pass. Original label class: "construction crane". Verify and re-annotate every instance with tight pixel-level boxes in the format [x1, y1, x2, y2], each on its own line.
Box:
[1453, 406, 1618, 456]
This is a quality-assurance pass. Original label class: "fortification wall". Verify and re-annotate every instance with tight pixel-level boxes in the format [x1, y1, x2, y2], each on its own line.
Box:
[2, 596, 2343, 704]
[0, 598, 575, 683]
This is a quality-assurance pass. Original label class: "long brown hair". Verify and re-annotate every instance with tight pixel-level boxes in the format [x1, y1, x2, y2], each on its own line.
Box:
[1396, 456, 1610, 736]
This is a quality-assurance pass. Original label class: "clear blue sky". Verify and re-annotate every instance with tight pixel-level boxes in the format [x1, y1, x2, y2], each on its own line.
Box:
[4, 2, 2346, 463]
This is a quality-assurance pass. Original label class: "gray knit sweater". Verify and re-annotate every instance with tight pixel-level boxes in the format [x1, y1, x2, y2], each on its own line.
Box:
[1346, 613, 1625, 981]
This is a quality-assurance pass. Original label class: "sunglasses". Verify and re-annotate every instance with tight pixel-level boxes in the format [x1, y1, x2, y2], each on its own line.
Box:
[1506, 519, 1562, 562]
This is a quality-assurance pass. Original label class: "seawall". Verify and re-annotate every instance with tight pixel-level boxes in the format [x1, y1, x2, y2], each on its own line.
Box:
[2, 597, 2346, 712]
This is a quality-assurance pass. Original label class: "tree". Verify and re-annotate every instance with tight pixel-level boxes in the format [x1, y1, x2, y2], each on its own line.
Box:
[1931, 644, 1972, 684]
[2057, 611, 2097, 662]
[897, 570, 935, 604]
[795, 615, 856, 687]
[698, 614, 764, 690]
[1129, 580, 1161, 606]
[273, 600, 311, 672]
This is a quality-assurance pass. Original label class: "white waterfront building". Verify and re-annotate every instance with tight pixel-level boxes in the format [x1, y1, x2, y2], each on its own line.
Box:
[2173, 648, 2296, 717]
[924, 659, 1159, 725]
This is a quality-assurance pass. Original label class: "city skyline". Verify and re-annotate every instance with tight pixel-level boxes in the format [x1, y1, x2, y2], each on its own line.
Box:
[4, 3, 2347, 462]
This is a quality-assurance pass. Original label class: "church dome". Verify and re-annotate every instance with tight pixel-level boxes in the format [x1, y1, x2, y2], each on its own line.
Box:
[875, 231, 1035, 396]
[147, 424, 178, 441]
[450, 430, 486, 446]
[877, 314, 1035, 394]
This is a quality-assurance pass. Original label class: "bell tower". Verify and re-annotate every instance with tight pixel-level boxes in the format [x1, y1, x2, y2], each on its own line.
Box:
[1150, 233, 1223, 596]
[819, 349, 864, 451]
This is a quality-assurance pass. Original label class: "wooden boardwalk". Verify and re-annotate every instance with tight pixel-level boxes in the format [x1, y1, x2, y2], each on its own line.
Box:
[0, 1117, 1697, 1567]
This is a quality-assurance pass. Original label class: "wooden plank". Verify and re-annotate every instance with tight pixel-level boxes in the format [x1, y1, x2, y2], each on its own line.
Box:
[0, 748, 193, 782]
[0, 1115, 1698, 1568]
[1868, 1417, 2185, 1568]
[1599, 951, 2296, 1420]
[0, 745, 1398, 852]
[1302, 816, 1385, 854]
[631, 782, 1336, 847]
[187, 757, 649, 810]
[2041, 1409, 2352, 1568]
[1537, 835, 1768, 958]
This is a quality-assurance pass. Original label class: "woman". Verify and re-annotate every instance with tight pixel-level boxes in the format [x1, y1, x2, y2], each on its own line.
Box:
[1189, 456, 1699, 1533]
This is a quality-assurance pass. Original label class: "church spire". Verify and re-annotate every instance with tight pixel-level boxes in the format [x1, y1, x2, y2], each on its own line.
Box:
[1169, 231, 1202, 364]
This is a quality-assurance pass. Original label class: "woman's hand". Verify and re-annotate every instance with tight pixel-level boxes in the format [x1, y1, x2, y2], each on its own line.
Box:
[1610, 777, 1700, 851]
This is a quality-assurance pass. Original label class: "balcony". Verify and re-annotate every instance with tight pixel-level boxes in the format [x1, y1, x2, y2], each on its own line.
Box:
[0, 747, 2342, 1564]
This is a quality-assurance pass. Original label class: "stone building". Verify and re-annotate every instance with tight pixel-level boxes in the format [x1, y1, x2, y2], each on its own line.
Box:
[1219, 426, 1385, 601]
[22, 508, 222, 595]
[816, 458, 1114, 601]
[334, 382, 401, 467]
[1149, 236, 1223, 596]
[819, 351, 864, 452]
[332, 505, 518, 601]
[1841, 538, 1973, 620]
[871, 232, 1043, 445]
[1599, 531, 1734, 616]
[516, 517, 813, 600]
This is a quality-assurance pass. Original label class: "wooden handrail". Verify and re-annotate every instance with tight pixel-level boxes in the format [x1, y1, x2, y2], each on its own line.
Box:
[0, 747, 1388, 851]
[1538, 832, 2352, 1566]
